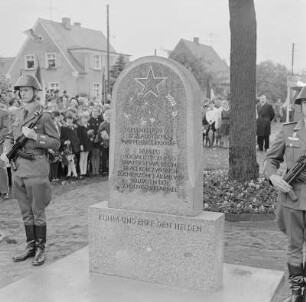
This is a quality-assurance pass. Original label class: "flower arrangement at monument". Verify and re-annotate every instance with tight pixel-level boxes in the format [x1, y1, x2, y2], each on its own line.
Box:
[203, 170, 277, 214]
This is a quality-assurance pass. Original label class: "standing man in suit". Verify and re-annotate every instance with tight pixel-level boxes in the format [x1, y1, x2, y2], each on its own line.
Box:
[0, 75, 60, 266]
[0, 106, 10, 200]
[264, 86, 306, 302]
[256, 95, 275, 151]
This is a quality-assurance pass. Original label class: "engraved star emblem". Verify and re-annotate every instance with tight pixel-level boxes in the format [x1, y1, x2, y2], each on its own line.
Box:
[135, 66, 166, 97]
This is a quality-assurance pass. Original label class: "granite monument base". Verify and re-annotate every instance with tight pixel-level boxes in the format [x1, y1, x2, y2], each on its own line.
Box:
[89, 201, 224, 292]
[0, 247, 285, 302]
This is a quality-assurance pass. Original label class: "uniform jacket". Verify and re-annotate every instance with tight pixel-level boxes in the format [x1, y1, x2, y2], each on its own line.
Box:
[264, 120, 306, 210]
[256, 103, 275, 136]
[0, 108, 9, 154]
[4, 102, 60, 177]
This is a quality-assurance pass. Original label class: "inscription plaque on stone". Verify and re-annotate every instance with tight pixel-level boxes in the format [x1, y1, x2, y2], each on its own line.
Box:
[109, 56, 203, 216]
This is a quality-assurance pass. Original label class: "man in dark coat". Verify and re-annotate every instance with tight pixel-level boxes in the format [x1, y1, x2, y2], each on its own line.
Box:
[256, 95, 275, 151]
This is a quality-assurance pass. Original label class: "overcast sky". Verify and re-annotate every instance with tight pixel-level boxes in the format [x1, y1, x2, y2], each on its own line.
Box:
[1, 0, 305, 72]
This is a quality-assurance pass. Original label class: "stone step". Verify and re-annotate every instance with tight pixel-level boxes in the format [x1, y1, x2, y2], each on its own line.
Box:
[0, 246, 284, 302]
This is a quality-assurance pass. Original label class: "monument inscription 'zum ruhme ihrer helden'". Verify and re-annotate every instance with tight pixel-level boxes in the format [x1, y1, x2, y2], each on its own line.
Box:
[109, 57, 203, 216]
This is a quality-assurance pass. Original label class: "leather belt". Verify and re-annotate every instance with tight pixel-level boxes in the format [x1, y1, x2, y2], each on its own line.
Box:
[17, 150, 46, 160]
[20, 148, 46, 156]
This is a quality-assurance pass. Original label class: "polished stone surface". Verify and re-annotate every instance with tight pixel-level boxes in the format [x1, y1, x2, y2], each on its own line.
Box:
[109, 56, 203, 216]
[89, 201, 224, 291]
[0, 247, 284, 302]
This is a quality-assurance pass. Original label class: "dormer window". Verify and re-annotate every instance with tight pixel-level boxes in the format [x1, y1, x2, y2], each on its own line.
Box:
[46, 53, 57, 69]
[93, 54, 101, 70]
[25, 54, 35, 69]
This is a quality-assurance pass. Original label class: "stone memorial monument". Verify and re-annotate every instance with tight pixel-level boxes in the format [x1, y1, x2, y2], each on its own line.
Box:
[0, 56, 285, 302]
[89, 56, 224, 291]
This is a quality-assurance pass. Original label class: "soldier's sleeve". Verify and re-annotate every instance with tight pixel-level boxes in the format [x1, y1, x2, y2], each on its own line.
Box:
[34, 112, 60, 151]
[263, 127, 285, 179]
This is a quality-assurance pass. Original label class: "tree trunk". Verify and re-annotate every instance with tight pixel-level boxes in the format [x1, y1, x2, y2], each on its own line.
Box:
[228, 0, 259, 181]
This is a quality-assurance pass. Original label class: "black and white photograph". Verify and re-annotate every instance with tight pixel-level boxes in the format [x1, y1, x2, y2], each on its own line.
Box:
[0, 0, 305, 301]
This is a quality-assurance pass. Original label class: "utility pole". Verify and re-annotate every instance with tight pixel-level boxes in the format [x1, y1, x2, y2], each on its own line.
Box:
[107, 4, 110, 95]
[291, 42, 295, 75]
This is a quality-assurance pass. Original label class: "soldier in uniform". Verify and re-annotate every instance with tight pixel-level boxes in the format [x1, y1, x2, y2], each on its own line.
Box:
[264, 86, 306, 302]
[0, 75, 60, 266]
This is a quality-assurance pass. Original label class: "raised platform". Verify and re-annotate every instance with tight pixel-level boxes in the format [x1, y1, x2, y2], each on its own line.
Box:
[0, 246, 284, 302]
[89, 201, 224, 291]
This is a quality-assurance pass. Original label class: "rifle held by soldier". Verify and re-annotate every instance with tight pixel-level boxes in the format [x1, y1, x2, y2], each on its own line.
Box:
[6, 109, 43, 170]
[283, 155, 306, 201]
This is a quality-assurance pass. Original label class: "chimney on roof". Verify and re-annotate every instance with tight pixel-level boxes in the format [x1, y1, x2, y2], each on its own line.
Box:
[193, 37, 200, 44]
[74, 22, 81, 27]
[62, 17, 71, 30]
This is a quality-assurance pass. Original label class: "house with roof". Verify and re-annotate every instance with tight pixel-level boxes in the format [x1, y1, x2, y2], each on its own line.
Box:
[6, 17, 130, 98]
[169, 37, 230, 96]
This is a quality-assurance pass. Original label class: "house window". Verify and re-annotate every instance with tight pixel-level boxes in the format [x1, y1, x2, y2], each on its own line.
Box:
[101, 55, 106, 69]
[25, 54, 35, 69]
[93, 55, 101, 70]
[93, 82, 101, 97]
[46, 53, 57, 69]
[49, 82, 60, 91]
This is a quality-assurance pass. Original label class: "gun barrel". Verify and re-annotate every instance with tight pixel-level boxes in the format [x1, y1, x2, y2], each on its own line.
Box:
[284, 164, 306, 184]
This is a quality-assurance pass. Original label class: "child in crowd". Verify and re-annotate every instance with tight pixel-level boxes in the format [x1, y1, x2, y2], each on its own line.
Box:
[60, 112, 80, 178]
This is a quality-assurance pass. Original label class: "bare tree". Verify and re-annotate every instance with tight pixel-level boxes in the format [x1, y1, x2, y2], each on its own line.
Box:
[228, 0, 259, 181]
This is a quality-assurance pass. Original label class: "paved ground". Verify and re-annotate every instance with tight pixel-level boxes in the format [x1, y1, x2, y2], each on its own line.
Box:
[0, 121, 288, 301]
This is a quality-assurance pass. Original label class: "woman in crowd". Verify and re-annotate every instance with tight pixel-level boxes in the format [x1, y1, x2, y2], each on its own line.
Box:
[98, 109, 111, 176]
[77, 112, 92, 178]
[88, 106, 103, 176]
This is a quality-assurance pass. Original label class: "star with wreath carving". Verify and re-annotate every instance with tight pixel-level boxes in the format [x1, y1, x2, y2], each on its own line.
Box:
[135, 66, 166, 97]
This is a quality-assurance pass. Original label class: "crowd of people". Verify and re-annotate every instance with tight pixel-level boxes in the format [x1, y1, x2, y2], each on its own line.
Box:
[202, 98, 230, 149]
[0, 87, 111, 184]
[202, 95, 292, 152]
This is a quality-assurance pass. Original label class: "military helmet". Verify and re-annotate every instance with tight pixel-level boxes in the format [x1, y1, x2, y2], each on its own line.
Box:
[14, 75, 42, 91]
[295, 86, 306, 105]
